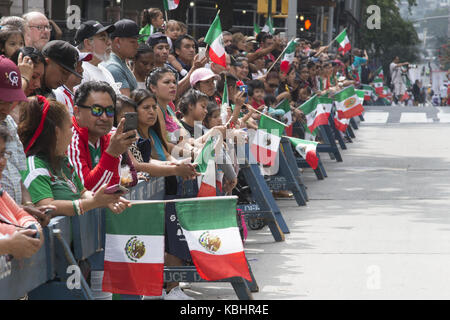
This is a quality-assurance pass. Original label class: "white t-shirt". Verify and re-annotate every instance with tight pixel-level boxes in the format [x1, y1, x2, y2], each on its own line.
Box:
[76, 61, 122, 94]
[53, 85, 74, 115]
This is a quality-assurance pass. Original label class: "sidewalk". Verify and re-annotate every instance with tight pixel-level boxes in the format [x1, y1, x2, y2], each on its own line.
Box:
[186, 122, 450, 300]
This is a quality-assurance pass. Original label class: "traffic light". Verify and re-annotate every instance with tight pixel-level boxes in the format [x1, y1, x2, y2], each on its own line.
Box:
[257, 0, 277, 15]
[305, 19, 312, 30]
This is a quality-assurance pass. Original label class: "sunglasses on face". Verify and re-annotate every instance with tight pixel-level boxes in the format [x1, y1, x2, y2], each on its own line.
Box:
[78, 104, 115, 117]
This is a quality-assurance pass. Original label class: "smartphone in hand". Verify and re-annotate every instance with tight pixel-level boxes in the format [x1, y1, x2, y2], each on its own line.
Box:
[104, 184, 129, 195]
[123, 112, 138, 139]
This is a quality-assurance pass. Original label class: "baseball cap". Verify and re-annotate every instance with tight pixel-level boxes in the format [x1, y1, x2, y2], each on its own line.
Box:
[190, 68, 220, 87]
[0, 55, 27, 102]
[146, 32, 169, 47]
[74, 20, 115, 45]
[111, 19, 139, 39]
[42, 40, 82, 78]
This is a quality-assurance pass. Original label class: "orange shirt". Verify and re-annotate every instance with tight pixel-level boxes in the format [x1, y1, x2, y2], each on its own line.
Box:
[0, 190, 37, 236]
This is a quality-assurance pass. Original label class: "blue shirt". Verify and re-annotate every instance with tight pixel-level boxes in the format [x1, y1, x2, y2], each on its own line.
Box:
[102, 53, 138, 92]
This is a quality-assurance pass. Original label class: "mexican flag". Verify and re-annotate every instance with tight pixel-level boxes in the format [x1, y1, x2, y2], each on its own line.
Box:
[288, 137, 319, 170]
[250, 113, 286, 166]
[276, 99, 292, 126]
[254, 23, 261, 36]
[175, 197, 251, 281]
[163, 0, 179, 11]
[262, 14, 274, 35]
[303, 123, 317, 141]
[374, 66, 384, 80]
[300, 95, 332, 133]
[373, 78, 384, 95]
[356, 89, 365, 105]
[334, 110, 349, 133]
[197, 159, 216, 197]
[336, 29, 351, 54]
[194, 137, 216, 173]
[280, 39, 298, 75]
[334, 86, 364, 119]
[361, 84, 375, 101]
[221, 77, 229, 124]
[204, 13, 226, 68]
[103, 202, 165, 296]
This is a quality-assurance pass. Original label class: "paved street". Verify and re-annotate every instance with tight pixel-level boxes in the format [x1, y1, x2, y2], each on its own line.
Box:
[186, 106, 450, 300]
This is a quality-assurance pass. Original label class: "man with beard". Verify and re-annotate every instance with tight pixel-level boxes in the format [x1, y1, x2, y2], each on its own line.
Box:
[22, 11, 51, 51]
[36, 40, 82, 98]
[103, 19, 139, 97]
[74, 21, 119, 93]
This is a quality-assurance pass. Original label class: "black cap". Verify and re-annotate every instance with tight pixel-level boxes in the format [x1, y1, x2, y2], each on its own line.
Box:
[111, 19, 139, 39]
[145, 32, 169, 47]
[74, 20, 115, 45]
[42, 40, 82, 79]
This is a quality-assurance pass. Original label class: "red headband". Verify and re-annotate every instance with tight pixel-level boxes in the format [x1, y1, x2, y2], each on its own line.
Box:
[24, 95, 50, 154]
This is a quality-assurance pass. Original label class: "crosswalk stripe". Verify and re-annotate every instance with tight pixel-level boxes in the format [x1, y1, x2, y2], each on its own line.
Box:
[399, 113, 428, 123]
[437, 113, 450, 123]
[362, 112, 389, 124]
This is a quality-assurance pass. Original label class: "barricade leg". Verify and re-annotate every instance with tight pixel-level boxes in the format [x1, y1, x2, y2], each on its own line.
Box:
[280, 138, 309, 201]
[318, 125, 343, 162]
[350, 117, 359, 130]
[347, 126, 356, 140]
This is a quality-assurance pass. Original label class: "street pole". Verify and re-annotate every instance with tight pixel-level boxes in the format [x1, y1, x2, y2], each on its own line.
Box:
[327, 6, 334, 44]
[286, 0, 297, 40]
[320, 6, 324, 43]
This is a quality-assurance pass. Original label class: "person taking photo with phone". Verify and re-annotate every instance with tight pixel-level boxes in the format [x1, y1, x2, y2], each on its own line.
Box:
[67, 81, 137, 193]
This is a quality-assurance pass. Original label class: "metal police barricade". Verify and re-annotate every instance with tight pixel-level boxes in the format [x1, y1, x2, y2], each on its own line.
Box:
[265, 137, 308, 205]
[236, 143, 289, 242]
[22, 176, 256, 300]
[317, 123, 344, 162]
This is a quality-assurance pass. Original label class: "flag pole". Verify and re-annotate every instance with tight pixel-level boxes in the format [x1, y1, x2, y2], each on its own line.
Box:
[264, 36, 296, 75]
[164, 10, 168, 23]
[247, 104, 289, 127]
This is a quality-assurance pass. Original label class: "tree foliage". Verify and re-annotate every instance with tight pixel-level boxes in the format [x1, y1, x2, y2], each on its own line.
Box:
[359, 0, 421, 81]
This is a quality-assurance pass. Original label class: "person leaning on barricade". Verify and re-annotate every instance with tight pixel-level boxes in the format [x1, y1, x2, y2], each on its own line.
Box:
[18, 96, 131, 218]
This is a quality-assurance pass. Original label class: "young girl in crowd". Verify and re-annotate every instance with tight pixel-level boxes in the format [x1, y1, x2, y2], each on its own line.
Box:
[165, 20, 181, 43]
[139, 8, 165, 43]
[0, 25, 24, 58]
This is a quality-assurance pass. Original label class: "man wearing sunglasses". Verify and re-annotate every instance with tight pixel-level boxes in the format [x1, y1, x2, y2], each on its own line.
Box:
[68, 81, 137, 193]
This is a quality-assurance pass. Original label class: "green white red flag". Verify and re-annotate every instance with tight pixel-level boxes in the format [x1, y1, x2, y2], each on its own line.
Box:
[197, 159, 216, 197]
[221, 77, 229, 124]
[194, 137, 216, 174]
[261, 14, 274, 35]
[204, 13, 226, 68]
[361, 84, 375, 101]
[336, 29, 351, 54]
[287, 137, 319, 170]
[176, 197, 251, 281]
[300, 95, 332, 133]
[374, 66, 384, 80]
[103, 202, 165, 296]
[250, 113, 286, 166]
[276, 99, 292, 126]
[334, 110, 349, 132]
[280, 39, 298, 75]
[373, 78, 384, 95]
[334, 86, 364, 119]
[163, 0, 179, 11]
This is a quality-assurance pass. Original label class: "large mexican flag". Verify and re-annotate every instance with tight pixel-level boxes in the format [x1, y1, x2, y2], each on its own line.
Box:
[250, 113, 286, 166]
[175, 197, 251, 281]
[334, 86, 364, 119]
[336, 29, 351, 54]
[204, 13, 226, 68]
[103, 202, 165, 296]
[287, 137, 319, 170]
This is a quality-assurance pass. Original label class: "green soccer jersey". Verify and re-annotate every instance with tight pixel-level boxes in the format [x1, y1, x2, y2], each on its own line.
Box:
[88, 141, 101, 168]
[21, 155, 85, 204]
